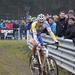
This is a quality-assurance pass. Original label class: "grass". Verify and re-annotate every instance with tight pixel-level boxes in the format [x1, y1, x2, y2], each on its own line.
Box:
[0, 40, 31, 75]
[0, 40, 31, 61]
[0, 40, 74, 75]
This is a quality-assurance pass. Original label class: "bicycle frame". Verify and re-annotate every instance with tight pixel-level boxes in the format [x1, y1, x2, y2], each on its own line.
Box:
[36, 42, 58, 72]
[36, 46, 50, 70]
[43, 46, 52, 72]
[36, 48, 42, 67]
[29, 42, 58, 75]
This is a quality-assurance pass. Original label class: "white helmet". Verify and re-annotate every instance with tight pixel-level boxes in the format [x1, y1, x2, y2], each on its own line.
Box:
[37, 14, 46, 22]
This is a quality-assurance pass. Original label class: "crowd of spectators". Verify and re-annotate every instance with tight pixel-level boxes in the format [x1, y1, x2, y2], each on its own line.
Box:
[42, 10, 75, 43]
[0, 19, 26, 39]
[0, 9, 75, 42]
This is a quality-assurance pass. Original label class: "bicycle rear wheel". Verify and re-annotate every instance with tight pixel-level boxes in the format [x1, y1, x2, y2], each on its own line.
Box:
[47, 56, 59, 75]
[29, 55, 41, 75]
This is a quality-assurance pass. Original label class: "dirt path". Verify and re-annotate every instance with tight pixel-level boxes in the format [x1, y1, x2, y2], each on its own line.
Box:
[0, 47, 31, 75]
[0, 40, 73, 75]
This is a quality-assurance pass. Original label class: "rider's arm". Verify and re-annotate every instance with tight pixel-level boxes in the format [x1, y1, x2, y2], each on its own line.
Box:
[44, 21, 58, 42]
[48, 28, 58, 42]
[31, 22, 41, 46]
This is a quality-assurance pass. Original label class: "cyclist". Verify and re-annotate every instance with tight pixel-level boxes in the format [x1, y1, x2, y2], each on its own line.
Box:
[29, 14, 59, 63]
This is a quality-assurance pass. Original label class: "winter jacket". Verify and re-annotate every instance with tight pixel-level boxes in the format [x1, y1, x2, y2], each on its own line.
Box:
[56, 18, 68, 37]
[6, 23, 12, 29]
[50, 22, 56, 34]
[65, 24, 75, 39]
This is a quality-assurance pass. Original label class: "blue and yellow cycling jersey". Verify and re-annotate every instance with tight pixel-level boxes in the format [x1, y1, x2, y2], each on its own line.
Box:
[29, 21, 58, 45]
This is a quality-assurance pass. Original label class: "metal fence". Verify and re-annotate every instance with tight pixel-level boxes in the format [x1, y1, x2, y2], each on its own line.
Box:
[27, 30, 75, 74]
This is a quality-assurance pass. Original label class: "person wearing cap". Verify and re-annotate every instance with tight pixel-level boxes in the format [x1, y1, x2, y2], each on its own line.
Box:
[32, 17, 37, 22]
[19, 20, 26, 39]
[53, 15, 59, 22]
[25, 17, 33, 30]
[68, 10, 74, 19]
[65, 17, 75, 39]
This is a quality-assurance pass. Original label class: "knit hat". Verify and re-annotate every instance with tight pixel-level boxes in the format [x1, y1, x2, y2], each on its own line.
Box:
[68, 10, 74, 15]
[69, 17, 75, 21]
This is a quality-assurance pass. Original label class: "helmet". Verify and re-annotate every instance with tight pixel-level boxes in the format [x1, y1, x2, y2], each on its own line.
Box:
[37, 14, 46, 22]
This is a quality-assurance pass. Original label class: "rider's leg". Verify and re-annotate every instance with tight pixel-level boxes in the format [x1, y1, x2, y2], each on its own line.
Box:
[29, 32, 37, 57]
[38, 34, 44, 63]
[40, 50, 44, 63]
[31, 39, 37, 57]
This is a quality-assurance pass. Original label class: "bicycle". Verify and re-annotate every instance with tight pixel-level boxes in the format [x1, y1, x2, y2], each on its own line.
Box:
[29, 42, 59, 75]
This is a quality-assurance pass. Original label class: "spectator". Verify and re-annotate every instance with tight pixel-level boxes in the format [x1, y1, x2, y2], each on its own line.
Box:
[53, 15, 59, 22]
[65, 17, 75, 39]
[6, 21, 12, 29]
[25, 17, 33, 39]
[65, 14, 68, 19]
[42, 14, 51, 35]
[45, 13, 51, 21]
[11, 20, 15, 28]
[0, 19, 3, 28]
[48, 17, 56, 34]
[68, 10, 74, 19]
[25, 17, 33, 30]
[13, 21, 19, 39]
[1, 20, 7, 28]
[56, 11, 68, 37]
[19, 20, 26, 39]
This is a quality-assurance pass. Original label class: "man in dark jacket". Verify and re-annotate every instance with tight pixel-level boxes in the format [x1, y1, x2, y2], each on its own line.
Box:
[56, 11, 68, 37]
[65, 18, 75, 39]
[19, 20, 26, 39]
[13, 21, 19, 39]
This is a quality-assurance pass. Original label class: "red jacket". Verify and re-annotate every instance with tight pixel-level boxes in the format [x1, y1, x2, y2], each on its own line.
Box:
[6, 23, 12, 29]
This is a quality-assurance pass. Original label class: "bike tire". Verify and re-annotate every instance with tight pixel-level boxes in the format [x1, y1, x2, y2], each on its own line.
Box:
[47, 56, 59, 75]
[29, 55, 41, 75]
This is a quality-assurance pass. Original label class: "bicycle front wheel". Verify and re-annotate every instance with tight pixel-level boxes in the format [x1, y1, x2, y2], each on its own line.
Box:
[47, 56, 58, 75]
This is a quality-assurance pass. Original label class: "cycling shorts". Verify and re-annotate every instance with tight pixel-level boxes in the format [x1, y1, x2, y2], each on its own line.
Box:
[29, 31, 43, 45]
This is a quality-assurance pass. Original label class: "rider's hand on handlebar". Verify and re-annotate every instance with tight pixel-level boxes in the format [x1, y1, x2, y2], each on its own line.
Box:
[55, 42, 59, 46]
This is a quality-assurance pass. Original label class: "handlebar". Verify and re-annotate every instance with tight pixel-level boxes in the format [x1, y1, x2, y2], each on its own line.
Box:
[43, 42, 59, 50]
